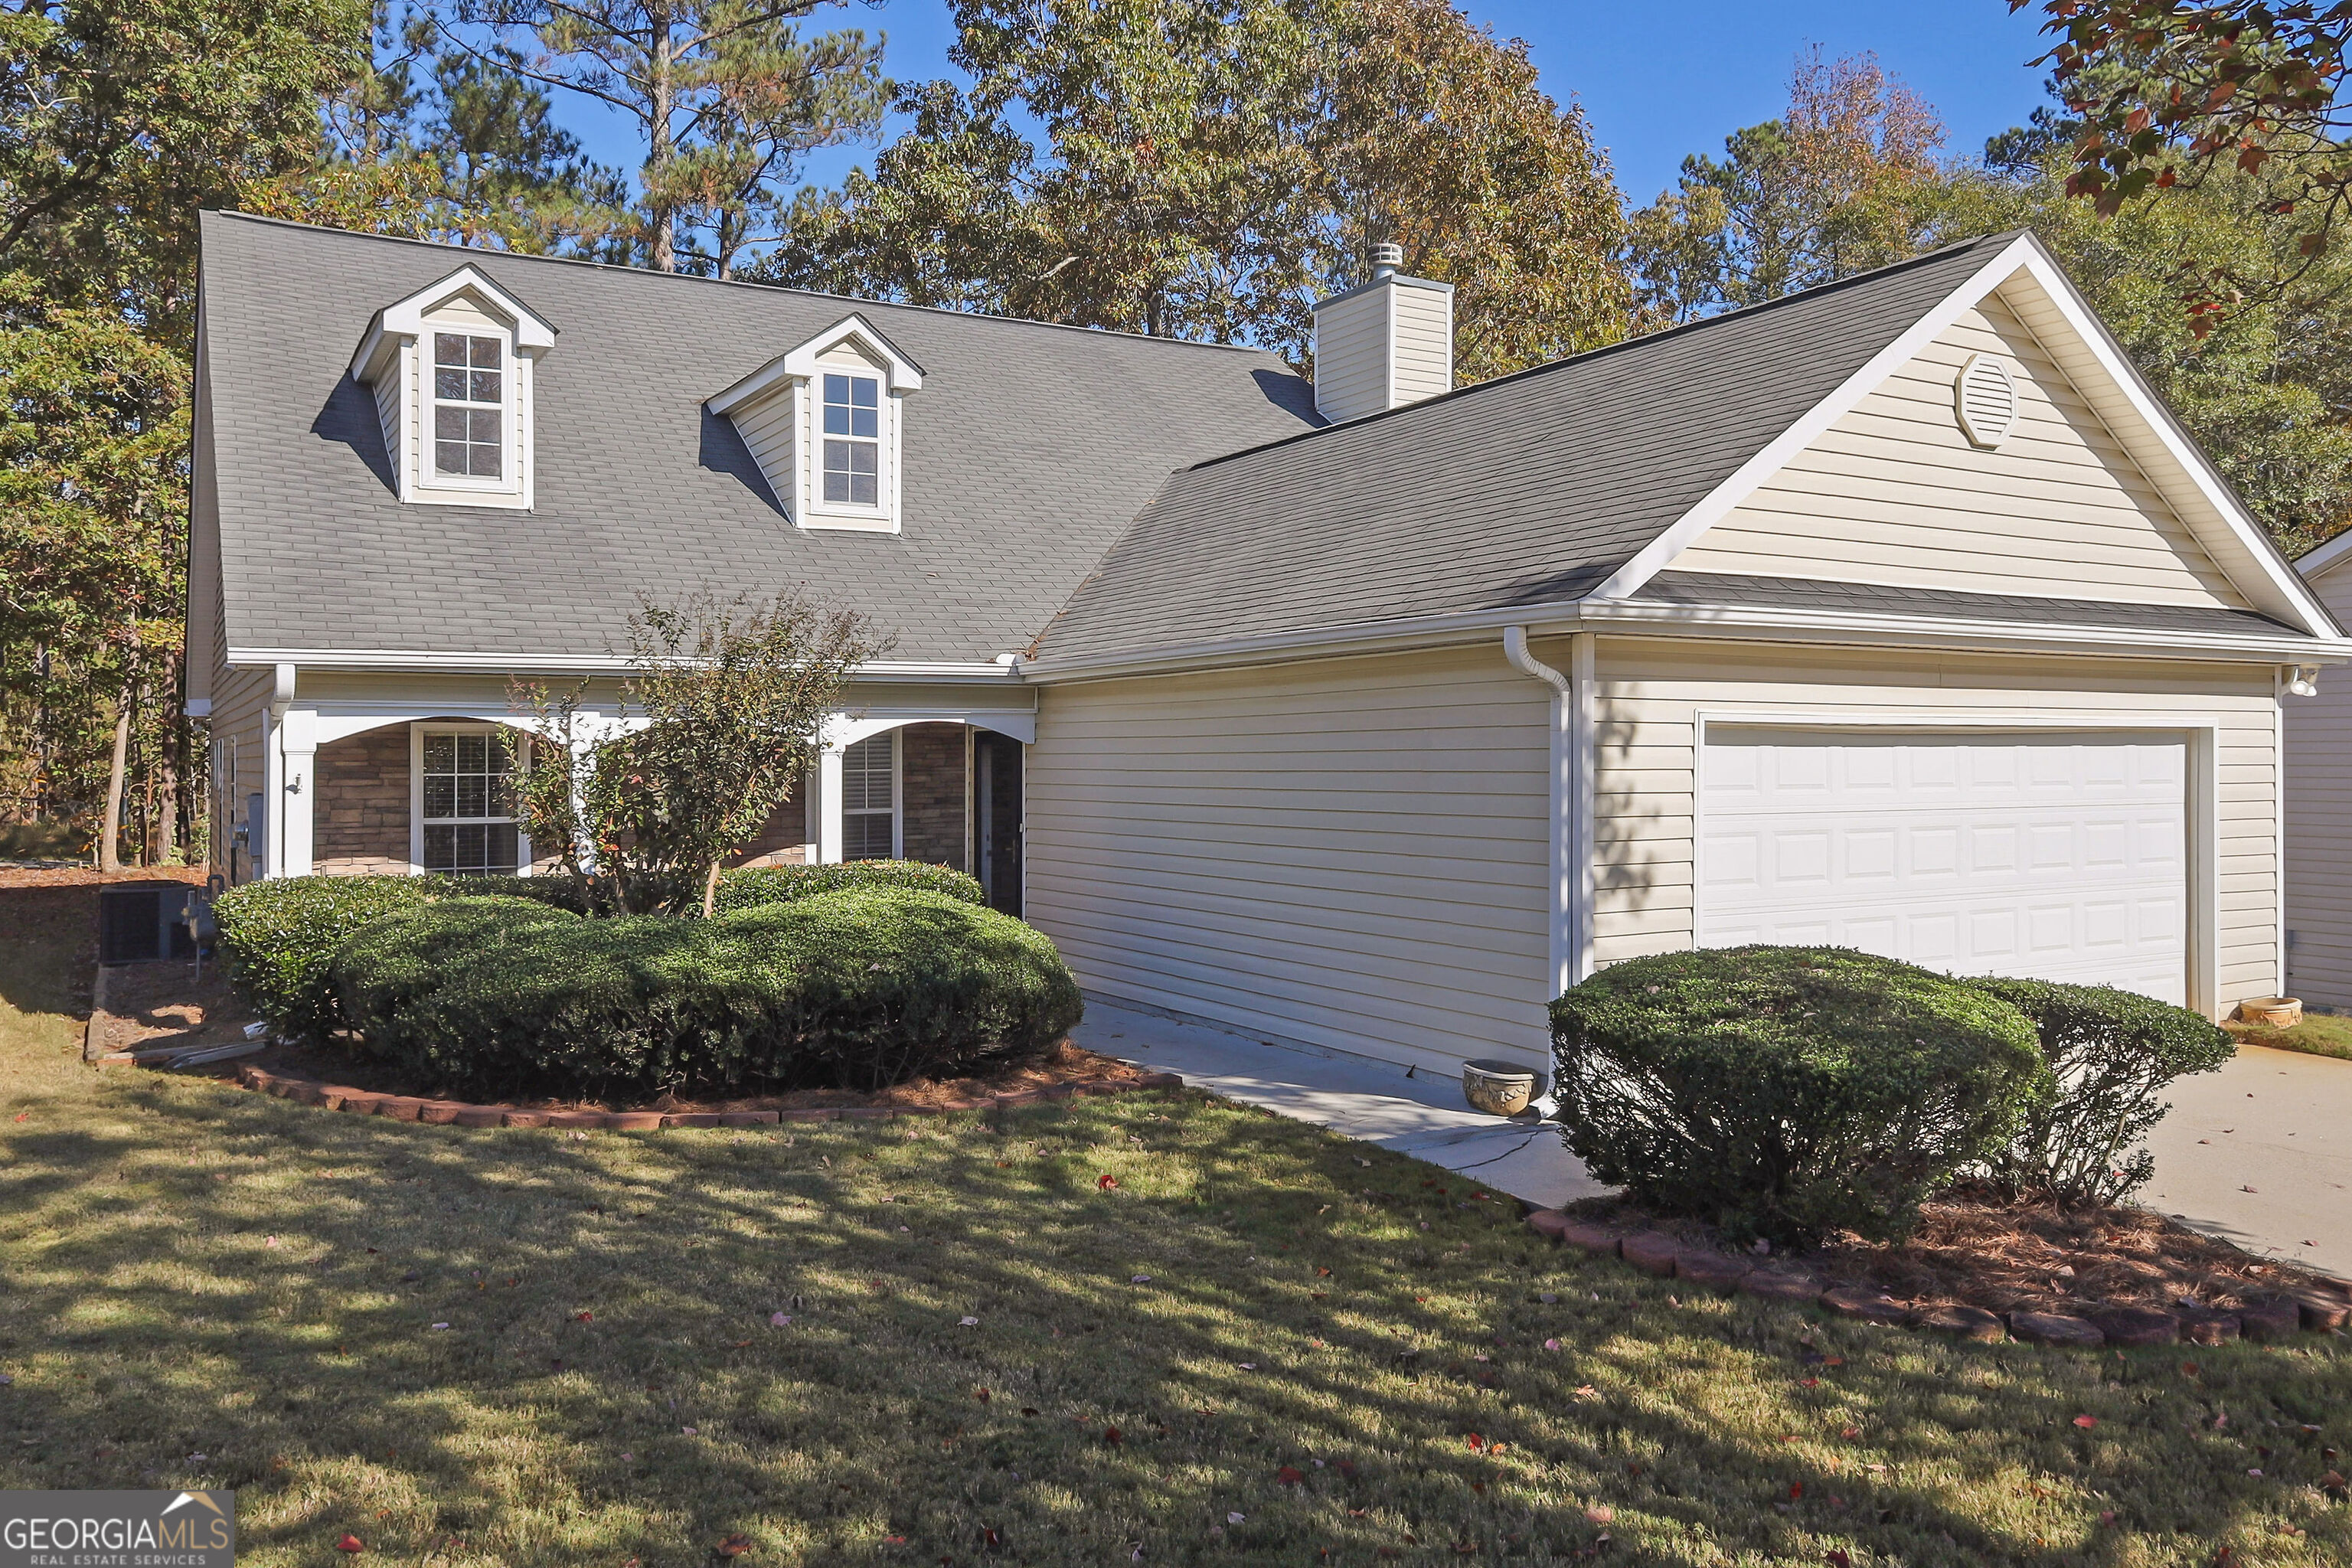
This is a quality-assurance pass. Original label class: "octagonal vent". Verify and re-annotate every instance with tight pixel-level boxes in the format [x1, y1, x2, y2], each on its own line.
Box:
[1954, 353, 2019, 449]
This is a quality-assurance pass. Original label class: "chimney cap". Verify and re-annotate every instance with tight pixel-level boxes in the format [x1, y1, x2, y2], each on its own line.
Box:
[1370, 241, 1405, 274]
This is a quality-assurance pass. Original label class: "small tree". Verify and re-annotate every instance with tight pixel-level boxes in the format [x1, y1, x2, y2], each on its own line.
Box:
[508, 590, 887, 915]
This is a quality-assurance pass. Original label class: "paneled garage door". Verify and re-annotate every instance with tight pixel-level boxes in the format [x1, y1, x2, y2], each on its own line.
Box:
[1697, 727, 2188, 1004]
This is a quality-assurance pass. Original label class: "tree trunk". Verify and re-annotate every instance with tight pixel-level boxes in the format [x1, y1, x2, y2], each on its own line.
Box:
[648, 0, 676, 272]
[701, 856, 721, 919]
[98, 686, 131, 872]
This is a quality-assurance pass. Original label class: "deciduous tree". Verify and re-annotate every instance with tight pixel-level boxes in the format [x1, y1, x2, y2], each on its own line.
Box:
[766, 0, 1632, 374]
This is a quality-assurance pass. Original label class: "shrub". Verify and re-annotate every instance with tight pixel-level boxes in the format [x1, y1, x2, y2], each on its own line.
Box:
[327, 887, 1082, 1099]
[216, 874, 445, 1040]
[712, 860, 985, 913]
[1549, 946, 2048, 1246]
[1968, 978, 2235, 1206]
[214, 863, 976, 1040]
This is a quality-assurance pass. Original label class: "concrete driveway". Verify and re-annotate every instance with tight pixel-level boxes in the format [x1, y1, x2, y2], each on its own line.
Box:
[1083, 1002, 2352, 1281]
[2143, 1041, 2352, 1279]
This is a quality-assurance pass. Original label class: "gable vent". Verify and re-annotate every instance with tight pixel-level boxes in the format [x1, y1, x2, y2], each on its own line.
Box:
[1953, 353, 2019, 449]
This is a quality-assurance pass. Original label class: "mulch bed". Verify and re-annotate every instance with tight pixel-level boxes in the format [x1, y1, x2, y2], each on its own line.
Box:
[224, 1035, 1165, 1118]
[1532, 1194, 2352, 1350]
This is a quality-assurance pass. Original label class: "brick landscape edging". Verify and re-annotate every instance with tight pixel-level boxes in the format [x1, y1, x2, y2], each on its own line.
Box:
[234, 1063, 1187, 1129]
[1527, 1209, 2352, 1348]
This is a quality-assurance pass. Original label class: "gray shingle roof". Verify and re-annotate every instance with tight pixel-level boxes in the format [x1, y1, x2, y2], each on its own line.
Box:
[1029, 234, 2024, 663]
[1636, 571, 2306, 639]
[198, 211, 1319, 663]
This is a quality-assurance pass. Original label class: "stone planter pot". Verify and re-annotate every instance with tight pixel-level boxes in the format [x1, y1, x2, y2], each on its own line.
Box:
[2236, 997, 2303, 1027]
[1462, 1058, 1545, 1117]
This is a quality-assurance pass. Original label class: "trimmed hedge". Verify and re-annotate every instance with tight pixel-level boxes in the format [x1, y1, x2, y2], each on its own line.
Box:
[712, 861, 983, 913]
[325, 888, 1081, 1099]
[215, 861, 983, 1041]
[1969, 977, 2235, 1206]
[1550, 946, 2048, 1246]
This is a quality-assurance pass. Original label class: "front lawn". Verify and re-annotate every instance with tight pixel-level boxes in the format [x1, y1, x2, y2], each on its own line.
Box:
[4, 889, 2350, 1566]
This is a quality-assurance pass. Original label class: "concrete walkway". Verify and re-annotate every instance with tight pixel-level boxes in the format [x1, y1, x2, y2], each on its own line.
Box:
[1080, 1000, 2352, 1279]
[2144, 1042, 2352, 1279]
[1073, 1001, 1608, 1210]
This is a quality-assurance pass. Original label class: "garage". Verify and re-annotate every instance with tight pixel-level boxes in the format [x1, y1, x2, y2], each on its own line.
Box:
[1697, 727, 2190, 1005]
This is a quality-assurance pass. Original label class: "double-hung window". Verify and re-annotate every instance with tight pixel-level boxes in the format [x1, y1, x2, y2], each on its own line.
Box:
[841, 732, 897, 860]
[822, 372, 879, 506]
[420, 727, 522, 874]
[433, 332, 505, 480]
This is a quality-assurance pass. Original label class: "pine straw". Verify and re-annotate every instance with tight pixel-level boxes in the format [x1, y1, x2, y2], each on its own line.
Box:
[1565, 1189, 2346, 1317]
[236, 1035, 1150, 1114]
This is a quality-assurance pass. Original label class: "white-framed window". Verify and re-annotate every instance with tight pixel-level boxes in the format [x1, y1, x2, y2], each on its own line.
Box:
[841, 731, 900, 861]
[822, 371, 880, 506]
[432, 332, 505, 480]
[412, 724, 530, 876]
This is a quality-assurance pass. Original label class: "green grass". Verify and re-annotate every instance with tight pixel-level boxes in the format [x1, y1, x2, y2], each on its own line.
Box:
[2230, 1012, 2352, 1063]
[5, 896, 2352, 1565]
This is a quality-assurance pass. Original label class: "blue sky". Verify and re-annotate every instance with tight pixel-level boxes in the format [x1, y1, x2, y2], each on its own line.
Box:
[554, 0, 2060, 208]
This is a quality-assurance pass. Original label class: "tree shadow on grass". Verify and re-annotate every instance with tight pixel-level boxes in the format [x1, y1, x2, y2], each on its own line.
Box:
[2, 1073, 2347, 1567]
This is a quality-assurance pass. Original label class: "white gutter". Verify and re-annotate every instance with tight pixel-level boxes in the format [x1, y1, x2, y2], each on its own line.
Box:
[225, 648, 1026, 681]
[1503, 627, 1594, 993]
[1021, 596, 2352, 684]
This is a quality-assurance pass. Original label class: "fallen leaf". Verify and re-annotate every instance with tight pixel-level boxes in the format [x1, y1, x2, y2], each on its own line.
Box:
[575, 1312, 593, 1323]
[770, 1312, 792, 1327]
[1465, 1433, 1484, 1451]
[1841, 1426, 1860, 1439]
[2099, 1511, 2118, 1525]
[1790, 1482, 1804, 1500]
[1827, 1552, 1852, 1568]
[335, 1536, 364, 1553]
[982, 1527, 1001, 1547]
[10, 1112, 24, 1122]
[1227, 1512, 1246, 1524]
[1104, 1428, 1122, 1446]
[1543, 1338, 1561, 1351]
[2073, 1415, 2097, 1429]
[959, 1316, 980, 1327]
[1131, 1275, 1152, 1285]
[716, 1535, 754, 1557]
[1277, 1466, 1305, 1485]
[1021, 1407, 1038, 1417]
[682, 1426, 698, 1436]
[1337, 1460, 1359, 1479]
[430, 1322, 449, 1331]
[975, 1388, 990, 1402]
[1583, 1508, 1612, 1525]
[1098, 1175, 1119, 1191]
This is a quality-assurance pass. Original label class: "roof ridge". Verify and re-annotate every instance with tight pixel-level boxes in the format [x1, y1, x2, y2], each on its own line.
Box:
[1181, 227, 2031, 475]
[204, 208, 1289, 359]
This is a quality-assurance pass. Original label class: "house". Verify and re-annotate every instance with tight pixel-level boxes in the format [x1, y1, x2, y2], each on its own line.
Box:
[2287, 528, 2352, 1008]
[188, 213, 2349, 1076]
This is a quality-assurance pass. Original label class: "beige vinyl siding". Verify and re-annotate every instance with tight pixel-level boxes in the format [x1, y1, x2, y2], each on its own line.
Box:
[1390, 283, 1452, 407]
[1309, 289, 1390, 424]
[2287, 560, 2352, 1007]
[1026, 645, 1554, 1068]
[1668, 292, 2250, 609]
[371, 353, 402, 477]
[1547, 635, 2282, 1007]
[210, 663, 274, 884]
[729, 384, 796, 513]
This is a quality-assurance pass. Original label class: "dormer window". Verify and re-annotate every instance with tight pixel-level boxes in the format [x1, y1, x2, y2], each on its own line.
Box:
[705, 314, 923, 534]
[349, 264, 556, 511]
[433, 333, 505, 479]
[822, 373, 880, 505]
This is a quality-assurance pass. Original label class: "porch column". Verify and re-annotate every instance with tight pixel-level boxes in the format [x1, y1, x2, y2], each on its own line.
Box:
[815, 743, 845, 864]
[277, 707, 318, 878]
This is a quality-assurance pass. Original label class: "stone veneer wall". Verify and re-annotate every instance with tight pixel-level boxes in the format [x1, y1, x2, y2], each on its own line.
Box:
[900, 723, 969, 870]
[315, 725, 410, 874]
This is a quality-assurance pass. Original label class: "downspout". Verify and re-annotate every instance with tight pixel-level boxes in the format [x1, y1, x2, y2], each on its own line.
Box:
[1503, 627, 1595, 997]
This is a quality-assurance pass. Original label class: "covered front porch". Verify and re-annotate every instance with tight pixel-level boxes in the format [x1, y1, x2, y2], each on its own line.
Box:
[229, 667, 1032, 910]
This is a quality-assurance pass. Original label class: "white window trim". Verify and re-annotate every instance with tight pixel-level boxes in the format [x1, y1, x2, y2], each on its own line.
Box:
[409, 721, 534, 877]
[842, 729, 903, 861]
[420, 328, 519, 497]
[795, 364, 902, 532]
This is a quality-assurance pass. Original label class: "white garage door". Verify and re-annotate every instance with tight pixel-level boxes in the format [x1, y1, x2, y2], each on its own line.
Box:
[1697, 728, 2188, 1004]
